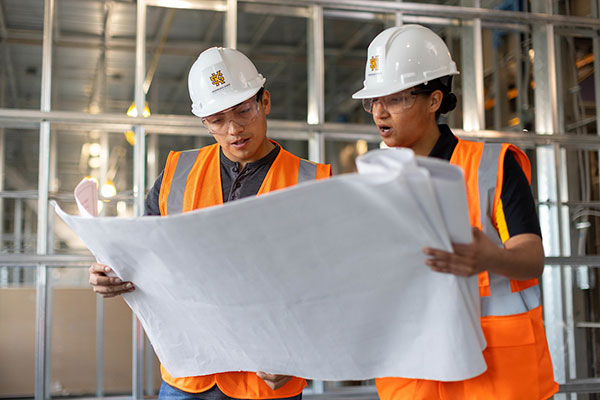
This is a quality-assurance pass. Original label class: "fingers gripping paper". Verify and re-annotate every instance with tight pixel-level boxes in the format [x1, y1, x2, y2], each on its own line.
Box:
[54, 148, 486, 381]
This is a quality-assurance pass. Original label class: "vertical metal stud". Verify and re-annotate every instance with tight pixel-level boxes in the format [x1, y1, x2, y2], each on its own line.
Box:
[96, 295, 104, 398]
[531, 1, 567, 395]
[96, 132, 109, 398]
[395, 0, 403, 26]
[0, 69, 4, 253]
[144, 113, 157, 398]
[492, 47, 501, 130]
[224, 0, 237, 49]
[307, 4, 324, 168]
[307, 4, 324, 127]
[133, 0, 147, 398]
[513, 31, 524, 131]
[307, 4, 325, 392]
[594, 0, 600, 136]
[35, 0, 54, 398]
[460, 0, 484, 131]
[14, 199, 22, 254]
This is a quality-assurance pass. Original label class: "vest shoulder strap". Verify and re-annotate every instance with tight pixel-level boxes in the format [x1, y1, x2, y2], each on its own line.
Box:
[159, 144, 220, 215]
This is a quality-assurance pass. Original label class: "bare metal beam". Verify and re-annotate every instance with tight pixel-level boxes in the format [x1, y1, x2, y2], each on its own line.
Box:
[4, 29, 372, 61]
[248, 15, 275, 52]
[87, 1, 113, 113]
[224, 0, 237, 48]
[146, 0, 600, 28]
[242, 0, 600, 29]
[334, 24, 373, 61]
[147, 0, 227, 11]
[143, 8, 176, 95]
[0, 2, 18, 106]
[269, 36, 307, 82]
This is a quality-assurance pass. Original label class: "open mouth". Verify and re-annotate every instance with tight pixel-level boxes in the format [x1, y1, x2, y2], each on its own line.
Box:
[231, 138, 250, 148]
[377, 125, 392, 137]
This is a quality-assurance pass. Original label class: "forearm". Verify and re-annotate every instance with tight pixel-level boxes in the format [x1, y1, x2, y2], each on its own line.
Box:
[485, 233, 544, 281]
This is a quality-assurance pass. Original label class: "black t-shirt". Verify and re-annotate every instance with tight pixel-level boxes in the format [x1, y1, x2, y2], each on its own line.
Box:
[145, 145, 281, 216]
[430, 125, 541, 238]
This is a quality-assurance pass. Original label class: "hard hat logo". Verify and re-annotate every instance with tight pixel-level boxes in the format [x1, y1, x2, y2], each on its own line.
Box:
[210, 70, 226, 87]
[189, 47, 266, 118]
[369, 56, 379, 72]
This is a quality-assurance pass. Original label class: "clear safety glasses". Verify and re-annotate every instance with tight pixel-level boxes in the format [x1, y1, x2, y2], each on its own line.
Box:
[361, 87, 434, 114]
[202, 97, 260, 134]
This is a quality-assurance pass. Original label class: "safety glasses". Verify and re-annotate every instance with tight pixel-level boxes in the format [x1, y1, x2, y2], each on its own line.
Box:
[362, 87, 434, 114]
[202, 97, 260, 134]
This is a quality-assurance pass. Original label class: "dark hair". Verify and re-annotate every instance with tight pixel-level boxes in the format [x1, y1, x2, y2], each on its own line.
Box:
[255, 87, 265, 102]
[415, 76, 457, 119]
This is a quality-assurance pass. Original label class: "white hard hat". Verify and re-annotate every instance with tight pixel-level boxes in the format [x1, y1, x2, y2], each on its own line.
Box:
[352, 25, 459, 99]
[188, 47, 266, 118]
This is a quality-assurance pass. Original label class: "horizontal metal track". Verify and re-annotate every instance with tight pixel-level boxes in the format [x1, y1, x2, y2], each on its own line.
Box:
[545, 256, 600, 266]
[0, 254, 96, 267]
[559, 379, 600, 394]
[576, 322, 600, 329]
[4, 109, 600, 148]
[147, 0, 600, 29]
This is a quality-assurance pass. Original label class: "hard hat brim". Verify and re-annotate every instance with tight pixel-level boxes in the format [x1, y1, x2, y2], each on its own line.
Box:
[352, 70, 459, 100]
[192, 84, 264, 118]
[351, 85, 408, 100]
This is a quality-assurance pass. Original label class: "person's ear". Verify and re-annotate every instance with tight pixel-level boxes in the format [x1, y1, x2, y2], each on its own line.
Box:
[261, 89, 271, 116]
[429, 90, 443, 113]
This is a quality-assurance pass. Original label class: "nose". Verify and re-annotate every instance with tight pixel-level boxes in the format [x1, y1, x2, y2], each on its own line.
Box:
[371, 102, 389, 119]
[227, 119, 244, 135]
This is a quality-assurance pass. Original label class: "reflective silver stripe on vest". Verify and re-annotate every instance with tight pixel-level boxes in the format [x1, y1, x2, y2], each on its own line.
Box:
[297, 159, 317, 184]
[478, 143, 503, 246]
[480, 272, 542, 316]
[166, 150, 200, 215]
[477, 143, 542, 317]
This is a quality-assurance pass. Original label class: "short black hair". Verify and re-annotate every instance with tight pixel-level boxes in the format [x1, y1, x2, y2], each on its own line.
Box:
[255, 87, 265, 102]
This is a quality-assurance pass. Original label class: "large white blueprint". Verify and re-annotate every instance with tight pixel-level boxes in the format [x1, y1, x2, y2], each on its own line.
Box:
[54, 148, 487, 382]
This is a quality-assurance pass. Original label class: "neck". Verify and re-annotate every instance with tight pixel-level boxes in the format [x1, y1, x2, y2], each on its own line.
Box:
[237, 138, 275, 169]
[412, 122, 441, 157]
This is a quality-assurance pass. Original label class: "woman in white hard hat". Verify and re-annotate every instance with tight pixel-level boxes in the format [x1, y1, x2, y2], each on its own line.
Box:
[354, 25, 558, 399]
[89, 47, 331, 400]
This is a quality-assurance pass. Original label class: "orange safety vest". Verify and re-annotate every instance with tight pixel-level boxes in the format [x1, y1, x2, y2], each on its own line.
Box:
[157, 140, 331, 398]
[376, 139, 558, 400]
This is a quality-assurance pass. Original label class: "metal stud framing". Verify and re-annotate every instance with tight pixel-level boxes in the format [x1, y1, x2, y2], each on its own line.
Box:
[132, 1, 147, 398]
[35, 0, 54, 398]
[460, 0, 484, 132]
[307, 4, 325, 165]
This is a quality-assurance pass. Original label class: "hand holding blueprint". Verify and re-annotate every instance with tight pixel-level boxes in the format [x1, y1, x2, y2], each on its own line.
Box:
[54, 148, 486, 381]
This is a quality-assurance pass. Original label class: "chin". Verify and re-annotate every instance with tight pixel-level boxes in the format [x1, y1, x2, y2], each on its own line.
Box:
[382, 137, 400, 148]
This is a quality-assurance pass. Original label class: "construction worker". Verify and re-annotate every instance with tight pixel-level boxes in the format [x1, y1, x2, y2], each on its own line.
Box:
[89, 47, 331, 400]
[353, 25, 558, 399]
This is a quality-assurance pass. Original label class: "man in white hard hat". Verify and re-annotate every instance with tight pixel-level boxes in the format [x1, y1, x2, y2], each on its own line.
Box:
[89, 47, 331, 400]
[353, 25, 557, 399]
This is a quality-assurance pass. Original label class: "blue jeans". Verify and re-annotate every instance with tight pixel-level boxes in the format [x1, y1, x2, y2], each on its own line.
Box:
[159, 381, 303, 400]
